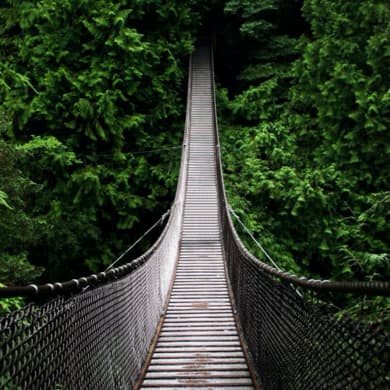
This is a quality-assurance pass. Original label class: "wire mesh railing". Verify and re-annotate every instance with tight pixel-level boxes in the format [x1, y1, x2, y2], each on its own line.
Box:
[1, 260, 165, 389]
[0, 58, 192, 390]
[210, 46, 390, 389]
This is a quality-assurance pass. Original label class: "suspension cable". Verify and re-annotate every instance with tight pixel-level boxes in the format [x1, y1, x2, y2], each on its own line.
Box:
[228, 205, 282, 271]
[95, 145, 182, 159]
[105, 208, 171, 272]
[228, 205, 303, 297]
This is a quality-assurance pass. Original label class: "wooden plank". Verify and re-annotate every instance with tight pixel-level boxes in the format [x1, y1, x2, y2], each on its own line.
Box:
[155, 347, 243, 353]
[166, 311, 233, 316]
[175, 262, 223, 265]
[164, 315, 234, 320]
[152, 352, 246, 359]
[168, 300, 231, 304]
[150, 357, 247, 365]
[168, 297, 230, 302]
[164, 313, 234, 318]
[158, 336, 240, 342]
[162, 321, 236, 326]
[159, 331, 237, 337]
[172, 284, 228, 288]
[174, 277, 226, 281]
[171, 286, 228, 289]
[170, 293, 230, 298]
[172, 284, 227, 288]
[142, 386, 254, 390]
[142, 378, 253, 387]
[174, 273, 226, 277]
[167, 303, 231, 308]
[156, 341, 241, 348]
[168, 304, 231, 308]
[161, 326, 238, 333]
[147, 364, 249, 371]
[170, 290, 227, 294]
[145, 371, 251, 379]
[172, 281, 227, 284]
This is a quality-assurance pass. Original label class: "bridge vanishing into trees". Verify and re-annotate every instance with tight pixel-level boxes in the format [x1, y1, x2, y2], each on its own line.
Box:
[1, 45, 389, 389]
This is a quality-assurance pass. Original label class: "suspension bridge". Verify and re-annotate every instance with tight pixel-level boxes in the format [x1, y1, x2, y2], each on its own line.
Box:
[0, 45, 389, 389]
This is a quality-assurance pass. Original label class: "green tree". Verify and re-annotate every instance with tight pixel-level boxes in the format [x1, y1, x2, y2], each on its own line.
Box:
[0, 110, 44, 285]
[0, 0, 197, 280]
[219, 0, 390, 283]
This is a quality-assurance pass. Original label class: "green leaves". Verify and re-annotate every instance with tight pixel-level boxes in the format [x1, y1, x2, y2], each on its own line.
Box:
[0, 190, 12, 210]
[0, 253, 44, 285]
[220, 0, 389, 288]
[0, 0, 195, 281]
[74, 98, 94, 120]
[0, 137, 45, 285]
[0, 282, 24, 316]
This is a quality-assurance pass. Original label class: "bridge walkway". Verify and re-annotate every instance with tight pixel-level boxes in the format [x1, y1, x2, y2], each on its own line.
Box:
[139, 47, 255, 389]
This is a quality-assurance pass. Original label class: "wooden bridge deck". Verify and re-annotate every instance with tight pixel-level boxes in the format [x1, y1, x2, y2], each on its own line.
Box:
[139, 47, 255, 389]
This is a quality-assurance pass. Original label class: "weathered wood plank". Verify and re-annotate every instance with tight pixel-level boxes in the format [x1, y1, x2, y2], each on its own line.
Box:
[145, 371, 251, 379]
[150, 358, 247, 365]
[142, 387, 254, 390]
[158, 337, 239, 343]
[159, 331, 238, 338]
[142, 384, 253, 390]
[152, 352, 246, 359]
[142, 378, 253, 387]
[154, 347, 243, 353]
[156, 341, 242, 348]
[148, 364, 249, 371]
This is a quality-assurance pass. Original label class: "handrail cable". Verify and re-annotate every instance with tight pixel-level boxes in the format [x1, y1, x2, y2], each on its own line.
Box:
[228, 205, 282, 271]
[0, 50, 192, 301]
[106, 208, 170, 272]
[229, 204, 303, 297]
[0, 45, 389, 299]
[96, 145, 182, 158]
[210, 42, 390, 297]
[0, 209, 172, 298]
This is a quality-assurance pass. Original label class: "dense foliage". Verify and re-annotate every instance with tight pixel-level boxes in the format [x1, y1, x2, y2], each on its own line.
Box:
[219, 0, 389, 283]
[0, 0, 197, 283]
[0, 126, 44, 285]
[0, 0, 388, 293]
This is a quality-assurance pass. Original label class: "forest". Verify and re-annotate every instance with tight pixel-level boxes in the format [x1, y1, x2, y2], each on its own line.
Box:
[0, 0, 389, 313]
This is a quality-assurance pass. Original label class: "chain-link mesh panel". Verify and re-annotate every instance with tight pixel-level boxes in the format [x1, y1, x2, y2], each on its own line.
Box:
[0, 133, 186, 389]
[0, 78, 188, 390]
[0, 256, 161, 389]
[0, 47, 191, 390]
[0, 189, 186, 389]
[208, 44, 390, 389]
[221, 218, 389, 388]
